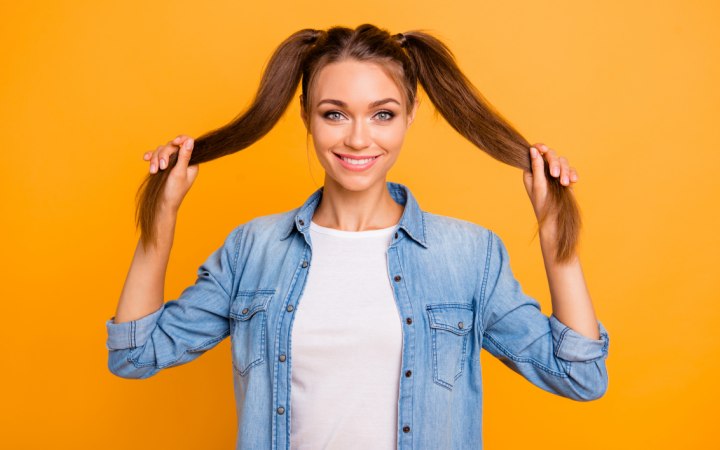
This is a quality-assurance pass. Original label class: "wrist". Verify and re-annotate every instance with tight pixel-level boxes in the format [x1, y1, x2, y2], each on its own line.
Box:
[158, 201, 180, 217]
[539, 226, 557, 241]
[538, 223, 560, 258]
[154, 204, 179, 238]
[538, 219, 558, 242]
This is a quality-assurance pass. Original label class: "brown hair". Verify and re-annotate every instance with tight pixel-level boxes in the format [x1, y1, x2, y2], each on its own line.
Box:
[135, 23, 581, 263]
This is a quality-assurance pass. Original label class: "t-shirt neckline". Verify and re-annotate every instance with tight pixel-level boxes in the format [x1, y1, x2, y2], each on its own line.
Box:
[309, 220, 399, 238]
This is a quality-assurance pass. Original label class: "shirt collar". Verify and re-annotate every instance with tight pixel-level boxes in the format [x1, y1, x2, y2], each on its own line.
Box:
[279, 181, 428, 248]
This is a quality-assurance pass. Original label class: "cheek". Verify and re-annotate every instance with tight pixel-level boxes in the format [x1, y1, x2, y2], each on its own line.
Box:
[310, 123, 344, 148]
[375, 124, 407, 149]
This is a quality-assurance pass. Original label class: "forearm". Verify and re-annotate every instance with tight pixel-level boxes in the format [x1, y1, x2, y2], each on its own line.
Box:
[539, 227, 600, 340]
[113, 206, 178, 323]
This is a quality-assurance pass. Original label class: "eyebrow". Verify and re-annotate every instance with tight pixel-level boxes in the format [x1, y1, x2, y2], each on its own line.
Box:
[316, 98, 401, 108]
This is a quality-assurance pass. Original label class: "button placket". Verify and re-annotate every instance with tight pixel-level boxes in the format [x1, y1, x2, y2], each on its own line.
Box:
[275, 247, 313, 448]
[387, 244, 415, 447]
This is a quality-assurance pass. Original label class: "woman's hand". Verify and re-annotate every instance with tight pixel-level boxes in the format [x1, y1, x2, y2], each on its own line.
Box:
[143, 134, 198, 212]
[522, 142, 579, 225]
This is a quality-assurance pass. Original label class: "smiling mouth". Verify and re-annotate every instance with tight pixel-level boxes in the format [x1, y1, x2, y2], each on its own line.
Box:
[332, 152, 382, 171]
[333, 152, 381, 165]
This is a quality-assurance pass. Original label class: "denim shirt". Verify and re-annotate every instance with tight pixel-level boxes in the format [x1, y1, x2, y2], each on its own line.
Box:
[106, 181, 610, 450]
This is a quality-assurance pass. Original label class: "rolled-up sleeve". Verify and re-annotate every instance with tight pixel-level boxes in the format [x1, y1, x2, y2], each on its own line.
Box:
[477, 229, 610, 401]
[105, 224, 244, 379]
[549, 313, 609, 362]
[106, 305, 164, 351]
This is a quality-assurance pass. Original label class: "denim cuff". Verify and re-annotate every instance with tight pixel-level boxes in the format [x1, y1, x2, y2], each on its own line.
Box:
[105, 306, 164, 351]
[549, 314, 609, 362]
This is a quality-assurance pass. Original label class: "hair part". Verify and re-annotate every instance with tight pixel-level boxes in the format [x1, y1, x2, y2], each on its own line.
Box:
[136, 23, 581, 263]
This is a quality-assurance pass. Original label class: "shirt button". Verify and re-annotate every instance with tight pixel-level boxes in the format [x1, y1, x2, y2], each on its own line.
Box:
[301, 260, 308, 268]
[286, 305, 294, 312]
[405, 370, 412, 377]
[298, 219, 304, 226]
[279, 354, 286, 362]
[458, 321, 464, 329]
[277, 406, 285, 415]
[406, 317, 412, 324]
[241, 308, 249, 314]
[403, 425, 410, 433]
[394, 275, 402, 282]
[394, 232, 399, 239]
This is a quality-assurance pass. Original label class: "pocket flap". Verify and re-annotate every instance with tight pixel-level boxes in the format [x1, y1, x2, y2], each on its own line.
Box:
[230, 289, 274, 321]
[427, 303, 474, 335]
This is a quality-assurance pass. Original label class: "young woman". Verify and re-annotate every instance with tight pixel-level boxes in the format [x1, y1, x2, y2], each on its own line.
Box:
[106, 24, 610, 449]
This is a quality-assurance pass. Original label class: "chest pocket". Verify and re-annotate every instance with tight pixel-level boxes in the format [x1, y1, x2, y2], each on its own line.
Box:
[426, 303, 475, 390]
[229, 289, 274, 377]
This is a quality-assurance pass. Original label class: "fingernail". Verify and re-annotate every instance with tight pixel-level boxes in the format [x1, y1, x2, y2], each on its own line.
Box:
[552, 167, 559, 176]
[530, 147, 537, 158]
[562, 176, 568, 184]
[160, 158, 166, 169]
[150, 163, 156, 173]
[186, 139, 193, 148]
[541, 144, 548, 150]
[571, 174, 578, 181]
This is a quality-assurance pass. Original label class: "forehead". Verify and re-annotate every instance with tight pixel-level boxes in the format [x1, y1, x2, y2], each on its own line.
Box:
[311, 59, 404, 106]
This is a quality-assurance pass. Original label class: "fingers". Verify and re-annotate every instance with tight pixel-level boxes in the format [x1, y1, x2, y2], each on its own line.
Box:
[149, 145, 172, 174]
[171, 134, 193, 146]
[533, 143, 579, 187]
[144, 135, 194, 174]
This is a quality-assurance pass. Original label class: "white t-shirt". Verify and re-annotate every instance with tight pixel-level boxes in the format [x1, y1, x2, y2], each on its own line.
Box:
[289, 219, 403, 450]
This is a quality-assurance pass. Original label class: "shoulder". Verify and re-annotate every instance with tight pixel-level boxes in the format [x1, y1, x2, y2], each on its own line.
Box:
[246, 208, 296, 232]
[223, 207, 298, 245]
[422, 210, 494, 246]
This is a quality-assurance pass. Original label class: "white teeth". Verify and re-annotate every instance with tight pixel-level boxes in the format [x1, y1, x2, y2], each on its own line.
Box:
[341, 156, 375, 165]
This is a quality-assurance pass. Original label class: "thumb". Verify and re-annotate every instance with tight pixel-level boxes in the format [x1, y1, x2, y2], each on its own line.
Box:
[175, 138, 194, 171]
[530, 146, 547, 193]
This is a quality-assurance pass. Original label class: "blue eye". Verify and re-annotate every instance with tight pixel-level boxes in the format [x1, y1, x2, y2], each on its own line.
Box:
[323, 111, 344, 121]
[321, 110, 395, 121]
[375, 110, 395, 121]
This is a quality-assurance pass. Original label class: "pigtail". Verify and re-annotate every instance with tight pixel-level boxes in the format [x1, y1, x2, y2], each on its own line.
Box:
[402, 30, 581, 263]
[135, 28, 323, 249]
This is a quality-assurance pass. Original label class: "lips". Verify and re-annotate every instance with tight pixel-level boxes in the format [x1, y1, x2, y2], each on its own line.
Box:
[332, 152, 381, 160]
[333, 151, 382, 171]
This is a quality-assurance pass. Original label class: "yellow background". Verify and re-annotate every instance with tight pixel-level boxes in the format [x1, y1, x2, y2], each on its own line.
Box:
[2, 0, 718, 448]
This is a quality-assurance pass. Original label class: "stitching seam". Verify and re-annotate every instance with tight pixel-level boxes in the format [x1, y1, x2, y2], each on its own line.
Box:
[483, 331, 568, 378]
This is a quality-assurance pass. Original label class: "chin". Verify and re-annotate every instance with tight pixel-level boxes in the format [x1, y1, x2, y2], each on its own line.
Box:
[328, 175, 385, 193]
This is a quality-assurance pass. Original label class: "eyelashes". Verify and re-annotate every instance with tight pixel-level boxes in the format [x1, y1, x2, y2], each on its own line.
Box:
[322, 110, 396, 122]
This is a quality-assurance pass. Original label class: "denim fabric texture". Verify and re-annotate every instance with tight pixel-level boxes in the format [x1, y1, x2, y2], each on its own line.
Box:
[106, 181, 610, 449]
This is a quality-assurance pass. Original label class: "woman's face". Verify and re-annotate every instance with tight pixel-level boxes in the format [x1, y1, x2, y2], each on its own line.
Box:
[302, 59, 418, 193]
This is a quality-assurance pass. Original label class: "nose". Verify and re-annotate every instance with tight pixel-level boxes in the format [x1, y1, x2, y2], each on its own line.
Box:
[344, 119, 371, 150]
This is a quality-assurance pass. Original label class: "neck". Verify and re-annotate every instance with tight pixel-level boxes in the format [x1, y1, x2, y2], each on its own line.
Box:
[311, 178, 403, 231]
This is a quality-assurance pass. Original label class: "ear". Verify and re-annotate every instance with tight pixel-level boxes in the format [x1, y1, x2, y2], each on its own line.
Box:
[407, 97, 420, 127]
